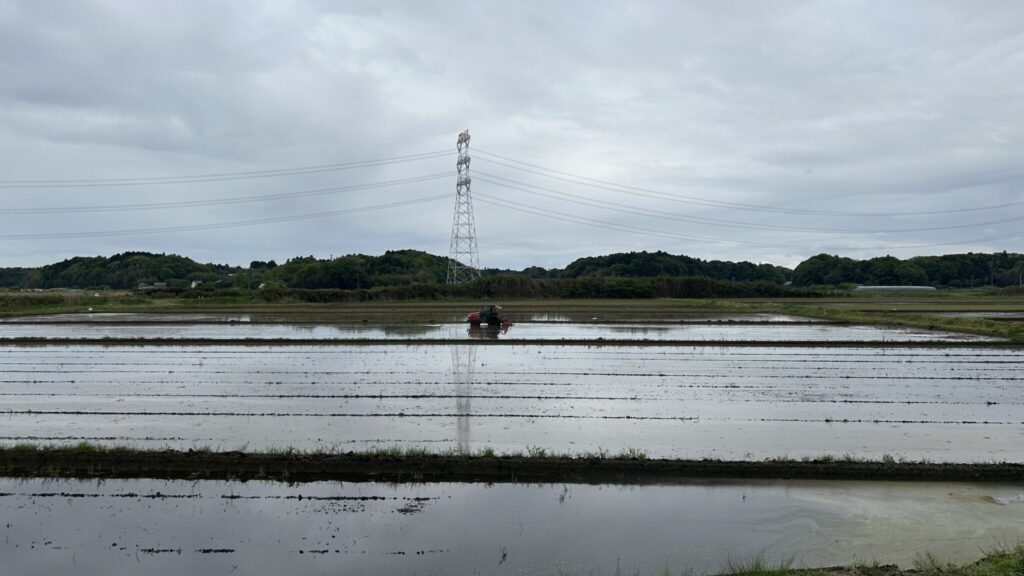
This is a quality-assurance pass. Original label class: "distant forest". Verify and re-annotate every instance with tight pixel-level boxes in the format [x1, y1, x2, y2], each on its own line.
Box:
[0, 249, 1022, 293]
[793, 252, 1024, 288]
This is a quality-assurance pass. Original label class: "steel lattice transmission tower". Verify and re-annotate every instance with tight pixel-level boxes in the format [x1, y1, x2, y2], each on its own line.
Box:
[446, 129, 481, 284]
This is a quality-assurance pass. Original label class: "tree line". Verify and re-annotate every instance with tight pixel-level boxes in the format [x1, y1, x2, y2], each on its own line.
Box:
[187, 275, 823, 302]
[793, 252, 1024, 288]
[0, 252, 238, 290]
[1, 249, 1022, 293]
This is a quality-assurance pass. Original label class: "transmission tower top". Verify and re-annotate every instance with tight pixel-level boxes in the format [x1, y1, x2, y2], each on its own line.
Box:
[447, 129, 481, 284]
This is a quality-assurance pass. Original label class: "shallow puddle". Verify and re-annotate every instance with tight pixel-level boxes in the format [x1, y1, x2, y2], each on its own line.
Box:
[1, 477, 1023, 575]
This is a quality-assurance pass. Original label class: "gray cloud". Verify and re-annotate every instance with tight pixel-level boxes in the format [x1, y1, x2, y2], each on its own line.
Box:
[0, 0, 1022, 270]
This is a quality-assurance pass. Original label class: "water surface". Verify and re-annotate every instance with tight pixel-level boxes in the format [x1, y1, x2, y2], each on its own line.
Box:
[0, 321, 997, 342]
[2, 477, 1022, 575]
[2, 344, 1021, 461]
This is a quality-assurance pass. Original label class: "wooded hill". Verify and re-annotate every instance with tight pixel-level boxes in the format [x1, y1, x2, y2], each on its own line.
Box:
[0, 252, 239, 290]
[1, 250, 1021, 291]
[793, 252, 1024, 288]
[556, 252, 790, 283]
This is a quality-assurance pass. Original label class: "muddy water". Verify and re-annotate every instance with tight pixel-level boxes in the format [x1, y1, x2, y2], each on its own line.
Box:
[1, 477, 1023, 575]
[2, 344, 1022, 461]
[0, 321, 999, 341]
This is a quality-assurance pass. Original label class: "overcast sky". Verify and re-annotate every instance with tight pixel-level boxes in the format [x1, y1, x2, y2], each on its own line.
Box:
[1, 1, 1022, 270]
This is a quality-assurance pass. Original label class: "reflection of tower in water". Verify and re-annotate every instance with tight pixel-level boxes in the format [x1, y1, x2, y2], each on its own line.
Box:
[450, 345, 476, 454]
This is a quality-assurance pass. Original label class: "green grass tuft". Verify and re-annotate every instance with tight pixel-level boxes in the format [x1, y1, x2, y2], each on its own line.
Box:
[618, 447, 648, 461]
[527, 445, 548, 458]
[721, 553, 794, 576]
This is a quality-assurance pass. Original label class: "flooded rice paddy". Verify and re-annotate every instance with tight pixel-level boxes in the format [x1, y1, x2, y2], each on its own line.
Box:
[1, 344, 1022, 460]
[2, 476, 1024, 575]
[2, 312, 1022, 574]
[0, 319, 998, 342]
[1, 312, 825, 324]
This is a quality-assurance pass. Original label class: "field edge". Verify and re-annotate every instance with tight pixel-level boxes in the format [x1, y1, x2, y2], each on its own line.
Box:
[3, 446, 1023, 484]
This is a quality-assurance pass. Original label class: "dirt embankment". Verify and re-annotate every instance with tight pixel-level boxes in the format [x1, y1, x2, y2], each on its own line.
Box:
[3, 449, 1023, 484]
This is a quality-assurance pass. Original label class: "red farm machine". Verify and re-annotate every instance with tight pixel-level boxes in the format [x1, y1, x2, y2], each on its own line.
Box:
[466, 304, 510, 330]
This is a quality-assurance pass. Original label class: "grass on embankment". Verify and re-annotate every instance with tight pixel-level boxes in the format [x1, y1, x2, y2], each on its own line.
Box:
[0, 294, 749, 319]
[2, 443, 1023, 484]
[777, 302, 1024, 343]
[714, 546, 1024, 576]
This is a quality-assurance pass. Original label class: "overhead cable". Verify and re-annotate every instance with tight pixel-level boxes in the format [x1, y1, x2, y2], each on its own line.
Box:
[0, 150, 450, 188]
[0, 195, 448, 240]
[0, 172, 450, 214]
[478, 189, 1024, 251]
[473, 192, 791, 248]
[474, 148, 1024, 217]
[870, 229, 1024, 250]
[474, 172, 1024, 234]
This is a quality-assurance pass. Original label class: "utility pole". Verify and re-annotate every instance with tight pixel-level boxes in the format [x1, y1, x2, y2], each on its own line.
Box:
[446, 129, 481, 284]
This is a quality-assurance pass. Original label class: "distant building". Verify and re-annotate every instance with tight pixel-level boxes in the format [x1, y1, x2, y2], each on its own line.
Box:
[137, 282, 168, 290]
[190, 280, 203, 289]
[853, 285, 936, 292]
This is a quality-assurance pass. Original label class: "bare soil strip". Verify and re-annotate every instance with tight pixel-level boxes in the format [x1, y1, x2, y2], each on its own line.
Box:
[3, 448, 1023, 484]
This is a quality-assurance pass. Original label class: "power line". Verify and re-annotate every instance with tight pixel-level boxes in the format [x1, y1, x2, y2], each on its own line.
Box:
[473, 192, 790, 248]
[474, 172, 1024, 234]
[475, 174, 817, 235]
[0, 150, 450, 188]
[0, 195, 449, 240]
[0, 172, 449, 214]
[478, 188, 1024, 251]
[870, 229, 1024, 250]
[474, 148, 1024, 217]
